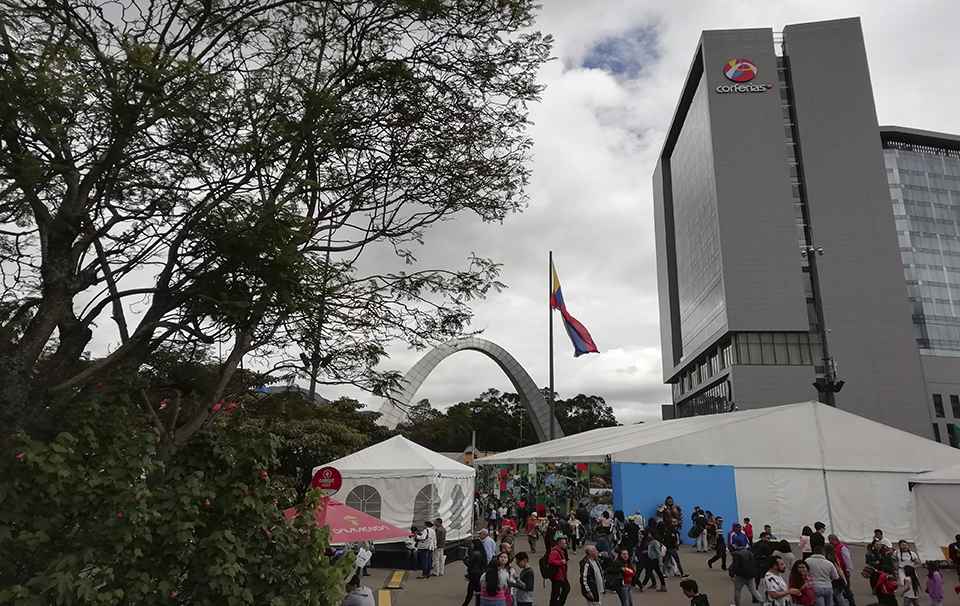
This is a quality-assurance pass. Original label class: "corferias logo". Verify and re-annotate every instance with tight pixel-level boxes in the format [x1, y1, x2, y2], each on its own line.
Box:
[716, 58, 772, 94]
[723, 58, 758, 82]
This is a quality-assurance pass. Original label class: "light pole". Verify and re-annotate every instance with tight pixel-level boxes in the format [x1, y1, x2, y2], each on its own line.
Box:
[801, 245, 844, 405]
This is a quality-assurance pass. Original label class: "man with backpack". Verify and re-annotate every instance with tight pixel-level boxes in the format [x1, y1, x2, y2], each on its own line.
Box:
[543, 535, 570, 606]
[730, 544, 763, 606]
[862, 565, 898, 606]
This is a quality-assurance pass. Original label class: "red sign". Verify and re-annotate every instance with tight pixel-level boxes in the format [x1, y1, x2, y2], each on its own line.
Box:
[311, 466, 342, 496]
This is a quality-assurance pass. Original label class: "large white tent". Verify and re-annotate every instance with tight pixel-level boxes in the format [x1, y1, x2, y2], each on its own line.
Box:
[478, 402, 960, 543]
[315, 435, 476, 542]
[910, 463, 960, 560]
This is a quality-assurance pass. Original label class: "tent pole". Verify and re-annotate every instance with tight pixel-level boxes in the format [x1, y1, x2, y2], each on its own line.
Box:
[812, 404, 836, 531]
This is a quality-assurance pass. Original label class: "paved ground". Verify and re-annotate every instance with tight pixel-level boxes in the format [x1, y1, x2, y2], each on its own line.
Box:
[364, 543, 960, 606]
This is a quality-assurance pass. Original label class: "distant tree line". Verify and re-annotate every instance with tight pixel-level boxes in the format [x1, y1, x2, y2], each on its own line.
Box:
[395, 388, 619, 452]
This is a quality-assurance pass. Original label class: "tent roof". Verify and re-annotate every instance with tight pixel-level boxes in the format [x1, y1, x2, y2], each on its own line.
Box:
[910, 462, 960, 485]
[477, 402, 960, 473]
[316, 435, 475, 478]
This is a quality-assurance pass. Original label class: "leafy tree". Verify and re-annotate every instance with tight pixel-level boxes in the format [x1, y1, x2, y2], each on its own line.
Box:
[396, 388, 619, 451]
[0, 0, 552, 453]
[554, 393, 619, 435]
[0, 396, 352, 605]
[227, 394, 395, 502]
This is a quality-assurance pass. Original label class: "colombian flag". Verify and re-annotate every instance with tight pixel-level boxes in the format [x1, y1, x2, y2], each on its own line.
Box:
[550, 264, 599, 357]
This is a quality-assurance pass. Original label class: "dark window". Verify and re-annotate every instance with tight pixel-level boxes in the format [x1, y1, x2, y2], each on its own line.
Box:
[934, 394, 945, 417]
[949, 423, 959, 448]
[951, 395, 960, 418]
[933, 423, 942, 443]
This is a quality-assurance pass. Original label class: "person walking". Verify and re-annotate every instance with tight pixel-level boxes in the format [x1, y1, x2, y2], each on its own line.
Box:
[433, 518, 446, 577]
[415, 523, 434, 579]
[461, 537, 487, 606]
[728, 523, 750, 552]
[692, 507, 708, 553]
[547, 535, 570, 606]
[730, 544, 763, 606]
[567, 514, 583, 552]
[579, 545, 605, 606]
[924, 561, 944, 606]
[526, 512, 541, 554]
[681, 579, 711, 606]
[664, 524, 688, 577]
[609, 547, 636, 606]
[478, 552, 512, 606]
[480, 529, 497, 564]
[895, 540, 922, 583]
[863, 565, 899, 606]
[761, 556, 793, 606]
[829, 534, 856, 606]
[708, 518, 728, 571]
[805, 544, 840, 606]
[513, 551, 536, 606]
[644, 530, 668, 592]
[902, 565, 921, 606]
[743, 518, 754, 546]
[789, 560, 816, 606]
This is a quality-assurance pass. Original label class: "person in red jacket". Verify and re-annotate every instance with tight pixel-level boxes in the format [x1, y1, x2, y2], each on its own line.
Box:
[548, 535, 570, 606]
[743, 518, 754, 545]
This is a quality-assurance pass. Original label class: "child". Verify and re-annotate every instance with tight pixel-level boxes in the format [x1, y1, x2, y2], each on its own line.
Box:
[680, 578, 710, 606]
[902, 565, 920, 606]
[924, 561, 943, 606]
[512, 551, 535, 606]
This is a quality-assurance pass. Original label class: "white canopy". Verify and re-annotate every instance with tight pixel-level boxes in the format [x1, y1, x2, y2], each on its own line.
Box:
[315, 436, 476, 542]
[911, 463, 960, 560]
[317, 434, 475, 479]
[910, 462, 960, 485]
[478, 401, 958, 471]
[478, 402, 960, 543]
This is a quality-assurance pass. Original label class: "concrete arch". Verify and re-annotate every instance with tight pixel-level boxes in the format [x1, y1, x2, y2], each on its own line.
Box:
[378, 337, 563, 442]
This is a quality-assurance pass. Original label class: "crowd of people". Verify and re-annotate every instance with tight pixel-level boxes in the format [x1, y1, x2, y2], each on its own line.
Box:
[452, 494, 960, 606]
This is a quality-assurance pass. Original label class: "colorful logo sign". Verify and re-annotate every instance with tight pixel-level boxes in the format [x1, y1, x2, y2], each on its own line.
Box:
[311, 466, 343, 496]
[723, 58, 758, 83]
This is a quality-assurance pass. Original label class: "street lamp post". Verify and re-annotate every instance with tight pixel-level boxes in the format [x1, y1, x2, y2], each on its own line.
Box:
[801, 245, 844, 405]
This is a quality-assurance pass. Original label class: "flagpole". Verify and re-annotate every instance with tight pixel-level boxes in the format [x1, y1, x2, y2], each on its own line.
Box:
[549, 251, 555, 441]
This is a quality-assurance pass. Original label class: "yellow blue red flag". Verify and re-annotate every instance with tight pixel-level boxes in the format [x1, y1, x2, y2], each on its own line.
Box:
[550, 264, 599, 357]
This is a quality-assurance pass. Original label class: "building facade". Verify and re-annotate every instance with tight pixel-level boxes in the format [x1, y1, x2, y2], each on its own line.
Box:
[882, 127, 960, 446]
[654, 18, 934, 439]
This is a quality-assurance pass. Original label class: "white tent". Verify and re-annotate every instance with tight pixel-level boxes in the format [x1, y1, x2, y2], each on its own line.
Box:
[478, 402, 960, 543]
[314, 435, 475, 542]
[910, 463, 960, 561]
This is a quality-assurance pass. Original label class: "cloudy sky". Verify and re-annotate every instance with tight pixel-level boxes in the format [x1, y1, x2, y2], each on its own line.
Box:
[325, 0, 960, 425]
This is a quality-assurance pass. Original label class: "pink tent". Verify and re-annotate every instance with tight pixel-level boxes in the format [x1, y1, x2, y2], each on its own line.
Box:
[283, 497, 411, 545]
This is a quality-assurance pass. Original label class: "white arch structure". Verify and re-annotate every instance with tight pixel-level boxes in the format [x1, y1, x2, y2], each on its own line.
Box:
[378, 337, 563, 442]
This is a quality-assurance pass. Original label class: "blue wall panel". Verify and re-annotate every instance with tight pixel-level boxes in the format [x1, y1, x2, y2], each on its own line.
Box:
[612, 463, 739, 544]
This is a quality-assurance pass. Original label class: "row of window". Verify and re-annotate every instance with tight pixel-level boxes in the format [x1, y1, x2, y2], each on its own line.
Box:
[931, 423, 959, 448]
[674, 332, 820, 398]
[931, 393, 960, 419]
[677, 380, 733, 418]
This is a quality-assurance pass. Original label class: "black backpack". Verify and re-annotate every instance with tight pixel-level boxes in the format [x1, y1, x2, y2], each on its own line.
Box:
[539, 552, 558, 580]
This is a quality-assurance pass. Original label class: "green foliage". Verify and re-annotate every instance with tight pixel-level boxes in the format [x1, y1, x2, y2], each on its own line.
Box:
[0, 398, 352, 605]
[397, 388, 619, 451]
[227, 394, 395, 502]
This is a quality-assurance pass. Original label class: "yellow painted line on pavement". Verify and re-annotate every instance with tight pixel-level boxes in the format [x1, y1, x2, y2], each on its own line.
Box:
[385, 570, 404, 589]
[378, 589, 392, 606]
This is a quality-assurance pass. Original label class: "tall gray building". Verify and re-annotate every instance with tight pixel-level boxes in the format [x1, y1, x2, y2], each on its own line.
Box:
[653, 18, 934, 439]
[882, 127, 960, 446]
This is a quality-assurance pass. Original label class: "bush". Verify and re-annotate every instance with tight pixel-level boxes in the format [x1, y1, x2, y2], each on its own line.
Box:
[0, 398, 351, 605]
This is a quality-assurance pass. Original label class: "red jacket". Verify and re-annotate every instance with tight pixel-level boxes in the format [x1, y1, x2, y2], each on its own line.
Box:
[744, 523, 754, 541]
[548, 545, 568, 582]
